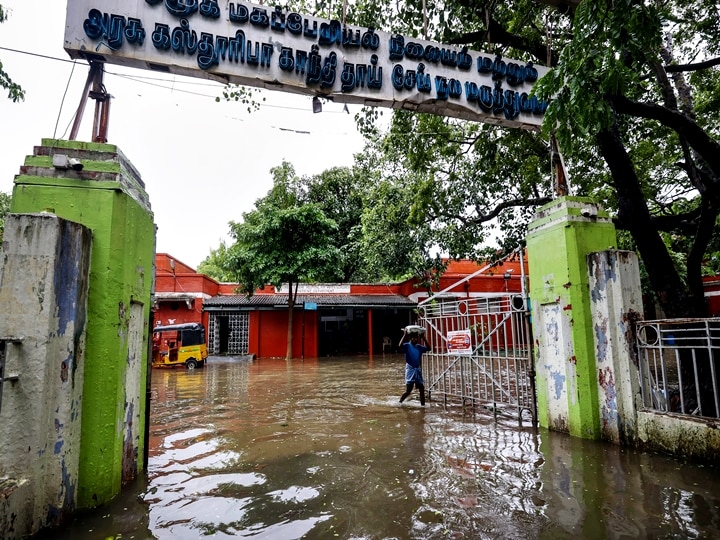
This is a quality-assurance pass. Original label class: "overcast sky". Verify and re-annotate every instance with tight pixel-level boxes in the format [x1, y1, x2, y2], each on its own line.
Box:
[0, 0, 367, 268]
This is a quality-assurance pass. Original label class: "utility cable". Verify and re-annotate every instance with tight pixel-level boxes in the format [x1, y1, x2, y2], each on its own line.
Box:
[53, 60, 78, 139]
[0, 45, 352, 114]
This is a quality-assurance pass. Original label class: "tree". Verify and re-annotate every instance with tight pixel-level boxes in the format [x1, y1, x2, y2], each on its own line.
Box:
[534, 0, 720, 319]
[0, 191, 10, 244]
[320, 0, 719, 321]
[226, 163, 342, 359]
[196, 241, 237, 282]
[295, 166, 367, 282]
[0, 5, 25, 102]
[294, 163, 442, 283]
[352, 135, 447, 284]
[332, 0, 719, 412]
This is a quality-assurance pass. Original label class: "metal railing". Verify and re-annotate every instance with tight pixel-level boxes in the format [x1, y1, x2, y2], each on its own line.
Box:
[636, 318, 720, 419]
[419, 294, 536, 424]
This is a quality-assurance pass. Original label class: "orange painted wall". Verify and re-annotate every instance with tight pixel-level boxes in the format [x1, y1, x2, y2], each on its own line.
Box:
[256, 310, 319, 358]
[248, 311, 261, 356]
[154, 253, 720, 359]
[154, 253, 221, 331]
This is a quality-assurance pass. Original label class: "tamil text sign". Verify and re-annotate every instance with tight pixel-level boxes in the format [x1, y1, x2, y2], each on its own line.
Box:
[64, 1, 549, 129]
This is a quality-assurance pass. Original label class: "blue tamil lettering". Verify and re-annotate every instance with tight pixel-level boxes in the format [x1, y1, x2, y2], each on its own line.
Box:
[367, 54, 382, 89]
[197, 33, 217, 69]
[270, 6, 286, 32]
[199, 0, 220, 18]
[416, 63, 431, 93]
[227, 30, 246, 62]
[287, 13, 303, 34]
[320, 51, 338, 88]
[389, 34, 405, 60]
[435, 77, 449, 100]
[246, 40, 260, 65]
[171, 19, 198, 55]
[342, 27, 362, 48]
[306, 45, 322, 84]
[319, 20, 342, 46]
[279, 47, 294, 71]
[361, 28, 380, 50]
[295, 50, 308, 75]
[164, 0, 198, 18]
[229, 3, 249, 23]
[152, 23, 171, 50]
[83, 10, 128, 51]
[250, 7, 269, 27]
[341, 62, 356, 92]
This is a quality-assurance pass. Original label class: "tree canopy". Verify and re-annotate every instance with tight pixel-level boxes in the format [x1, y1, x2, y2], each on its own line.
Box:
[0, 5, 24, 102]
[217, 162, 342, 358]
[210, 0, 720, 320]
[227, 162, 342, 291]
[0, 191, 10, 243]
[328, 0, 720, 318]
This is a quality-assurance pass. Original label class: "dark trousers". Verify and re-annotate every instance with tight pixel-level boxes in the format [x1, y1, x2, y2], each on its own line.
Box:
[400, 381, 425, 405]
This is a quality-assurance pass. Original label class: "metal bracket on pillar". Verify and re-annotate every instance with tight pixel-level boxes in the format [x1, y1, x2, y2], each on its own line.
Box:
[0, 337, 23, 414]
[69, 61, 112, 143]
[551, 135, 569, 197]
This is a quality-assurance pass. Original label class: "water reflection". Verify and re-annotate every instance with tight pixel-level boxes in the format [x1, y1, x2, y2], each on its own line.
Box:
[42, 356, 720, 539]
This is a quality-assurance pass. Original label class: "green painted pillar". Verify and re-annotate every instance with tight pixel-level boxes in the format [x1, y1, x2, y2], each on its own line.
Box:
[526, 197, 616, 439]
[10, 139, 155, 507]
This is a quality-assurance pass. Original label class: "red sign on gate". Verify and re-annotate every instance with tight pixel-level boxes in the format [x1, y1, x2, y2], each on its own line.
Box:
[447, 330, 472, 355]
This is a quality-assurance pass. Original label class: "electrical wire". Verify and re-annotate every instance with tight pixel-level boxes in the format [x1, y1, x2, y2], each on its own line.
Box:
[0, 45, 352, 114]
[53, 60, 78, 139]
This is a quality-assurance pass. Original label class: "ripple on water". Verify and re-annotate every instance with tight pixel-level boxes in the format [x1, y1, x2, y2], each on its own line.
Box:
[44, 359, 719, 540]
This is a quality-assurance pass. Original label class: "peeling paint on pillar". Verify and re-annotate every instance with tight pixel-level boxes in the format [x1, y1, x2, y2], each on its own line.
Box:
[598, 366, 619, 431]
[9, 139, 155, 509]
[527, 197, 617, 439]
[588, 250, 644, 445]
[0, 214, 91, 537]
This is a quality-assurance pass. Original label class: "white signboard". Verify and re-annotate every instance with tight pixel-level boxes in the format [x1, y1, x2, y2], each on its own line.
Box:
[277, 283, 351, 294]
[447, 329, 473, 355]
[63, 1, 549, 129]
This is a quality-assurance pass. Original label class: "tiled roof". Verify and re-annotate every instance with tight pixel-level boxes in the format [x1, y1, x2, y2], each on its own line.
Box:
[203, 294, 416, 309]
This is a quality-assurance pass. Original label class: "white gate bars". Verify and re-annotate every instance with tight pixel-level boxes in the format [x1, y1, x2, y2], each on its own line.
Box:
[636, 318, 720, 419]
[418, 294, 536, 423]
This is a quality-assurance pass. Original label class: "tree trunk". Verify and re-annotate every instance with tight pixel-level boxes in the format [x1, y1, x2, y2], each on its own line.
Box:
[598, 120, 718, 415]
[596, 122, 698, 318]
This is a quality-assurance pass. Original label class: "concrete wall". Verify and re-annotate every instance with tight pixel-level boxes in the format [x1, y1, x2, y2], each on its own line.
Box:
[0, 214, 92, 538]
[637, 412, 720, 461]
[9, 139, 155, 508]
[527, 197, 617, 438]
[587, 250, 644, 445]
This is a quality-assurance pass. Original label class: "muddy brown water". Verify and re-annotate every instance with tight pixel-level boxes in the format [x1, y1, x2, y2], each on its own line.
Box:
[42, 356, 720, 539]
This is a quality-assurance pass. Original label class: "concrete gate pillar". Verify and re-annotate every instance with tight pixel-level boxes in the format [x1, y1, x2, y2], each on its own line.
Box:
[0, 214, 92, 538]
[8, 139, 155, 508]
[587, 250, 644, 445]
[526, 197, 617, 438]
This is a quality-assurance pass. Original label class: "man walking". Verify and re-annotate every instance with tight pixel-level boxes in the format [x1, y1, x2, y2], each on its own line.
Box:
[398, 328, 429, 406]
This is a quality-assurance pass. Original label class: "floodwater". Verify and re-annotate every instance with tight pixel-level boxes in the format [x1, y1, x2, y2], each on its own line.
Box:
[44, 356, 720, 539]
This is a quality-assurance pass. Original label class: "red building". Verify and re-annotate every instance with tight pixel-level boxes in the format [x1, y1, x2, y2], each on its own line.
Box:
[153, 254, 234, 330]
[152, 253, 528, 359]
[704, 275, 720, 317]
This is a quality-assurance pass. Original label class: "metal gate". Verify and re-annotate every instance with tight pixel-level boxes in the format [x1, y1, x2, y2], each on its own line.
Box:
[418, 293, 536, 424]
[208, 313, 249, 355]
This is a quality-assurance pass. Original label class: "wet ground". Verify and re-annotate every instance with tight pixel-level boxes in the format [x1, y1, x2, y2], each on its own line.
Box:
[44, 355, 720, 539]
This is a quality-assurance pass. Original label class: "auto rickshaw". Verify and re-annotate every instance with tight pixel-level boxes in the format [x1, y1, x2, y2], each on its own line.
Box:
[152, 322, 208, 369]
